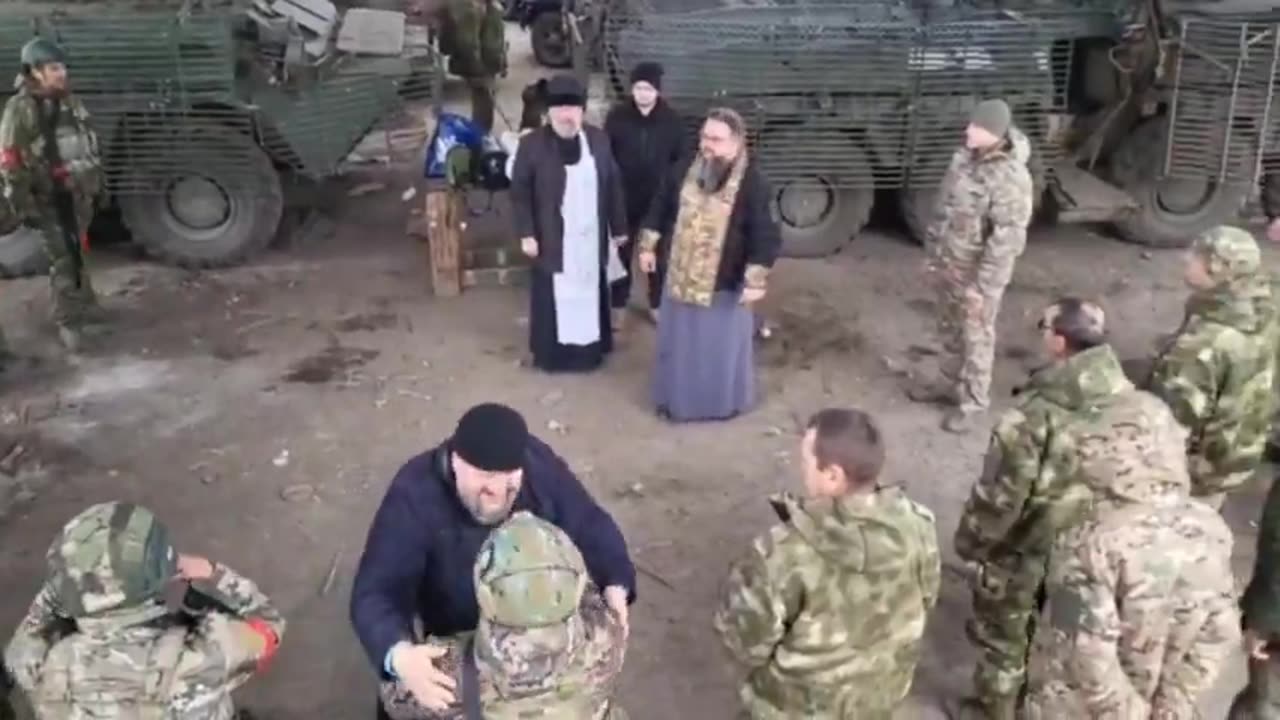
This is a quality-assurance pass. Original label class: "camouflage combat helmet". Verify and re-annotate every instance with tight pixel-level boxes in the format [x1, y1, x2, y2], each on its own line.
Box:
[1074, 391, 1190, 502]
[20, 38, 66, 69]
[1193, 225, 1261, 281]
[46, 502, 178, 618]
[474, 511, 587, 628]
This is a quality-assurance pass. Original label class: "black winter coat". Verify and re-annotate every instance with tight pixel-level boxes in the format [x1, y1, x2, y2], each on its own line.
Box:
[604, 99, 688, 228]
[509, 125, 629, 274]
[642, 155, 783, 293]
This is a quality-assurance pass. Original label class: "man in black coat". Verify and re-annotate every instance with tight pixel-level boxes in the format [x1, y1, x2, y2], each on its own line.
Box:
[604, 61, 687, 329]
[350, 402, 636, 717]
[510, 74, 629, 373]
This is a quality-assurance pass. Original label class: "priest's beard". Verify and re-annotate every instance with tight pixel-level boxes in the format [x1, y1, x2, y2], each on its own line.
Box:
[696, 155, 733, 191]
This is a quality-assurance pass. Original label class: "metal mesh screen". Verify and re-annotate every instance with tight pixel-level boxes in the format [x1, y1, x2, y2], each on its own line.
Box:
[602, 2, 1106, 190]
[0, 5, 439, 192]
[1165, 17, 1280, 182]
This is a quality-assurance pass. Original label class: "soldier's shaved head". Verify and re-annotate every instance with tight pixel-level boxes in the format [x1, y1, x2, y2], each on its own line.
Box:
[1040, 298, 1106, 353]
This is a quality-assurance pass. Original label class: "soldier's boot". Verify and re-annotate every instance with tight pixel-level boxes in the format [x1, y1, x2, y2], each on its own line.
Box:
[950, 695, 1018, 720]
[942, 406, 985, 434]
[906, 377, 957, 406]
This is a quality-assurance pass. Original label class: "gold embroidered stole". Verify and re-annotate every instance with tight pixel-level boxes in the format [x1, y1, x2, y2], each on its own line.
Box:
[665, 154, 747, 307]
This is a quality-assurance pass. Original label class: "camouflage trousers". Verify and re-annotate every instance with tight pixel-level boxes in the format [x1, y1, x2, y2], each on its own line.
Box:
[936, 276, 1006, 411]
[1228, 653, 1280, 719]
[966, 556, 1045, 702]
[35, 218, 99, 328]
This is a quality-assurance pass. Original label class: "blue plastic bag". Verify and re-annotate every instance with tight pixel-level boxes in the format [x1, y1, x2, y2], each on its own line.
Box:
[424, 112, 487, 179]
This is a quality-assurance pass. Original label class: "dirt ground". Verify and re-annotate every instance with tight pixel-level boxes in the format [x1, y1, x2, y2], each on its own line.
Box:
[0, 26, 1272, 720]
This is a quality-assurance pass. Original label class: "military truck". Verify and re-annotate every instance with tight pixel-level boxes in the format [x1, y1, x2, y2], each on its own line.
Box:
[585, 0, 1280, 258]
[0, 0, 441, 275]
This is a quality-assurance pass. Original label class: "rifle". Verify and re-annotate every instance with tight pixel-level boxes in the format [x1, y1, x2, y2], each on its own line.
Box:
[35, 97, 83, 289]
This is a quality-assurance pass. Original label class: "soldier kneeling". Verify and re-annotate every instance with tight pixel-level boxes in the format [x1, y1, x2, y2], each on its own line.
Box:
[3, 501, 285, 719]
[380, 511, 628, 719]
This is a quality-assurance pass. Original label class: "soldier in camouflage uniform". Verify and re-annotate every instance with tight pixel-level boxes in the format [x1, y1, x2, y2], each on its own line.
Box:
[379, 511, 627, 719]
[954, 298, 1138, 720]
[1231, 469, 1280, 719]
[3, 501, 285, 719]
[713, 408, 940, 719]
[1147, 225, 1278, 509]
[909, 98, 1035, 433]
[0, 38, 106, 351]
[1025, 391, 1239, 718]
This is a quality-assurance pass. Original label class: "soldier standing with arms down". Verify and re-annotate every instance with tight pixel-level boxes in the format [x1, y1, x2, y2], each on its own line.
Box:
[4, 501, 285, 718]
[0, 39, 106, 351]
[1146, 226, 1278, 510]
[908, 99, 1034, 433]
[953, 299, 1136, 719]
[1024, 392, 1239, 718]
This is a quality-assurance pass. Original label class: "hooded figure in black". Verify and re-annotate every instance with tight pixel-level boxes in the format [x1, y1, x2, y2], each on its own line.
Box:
[509, 74, 629, 374]
[604, 61, 688, 327]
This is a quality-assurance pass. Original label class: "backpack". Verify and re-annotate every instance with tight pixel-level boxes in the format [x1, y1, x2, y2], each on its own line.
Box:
[439, 0, 506, 78]
[31, 627, 187, 720]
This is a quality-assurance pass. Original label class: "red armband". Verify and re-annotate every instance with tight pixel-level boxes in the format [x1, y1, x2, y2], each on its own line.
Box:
[49, 163, 69, 184]
[0, 147, 20, 171]
[244, 617, 280, 672]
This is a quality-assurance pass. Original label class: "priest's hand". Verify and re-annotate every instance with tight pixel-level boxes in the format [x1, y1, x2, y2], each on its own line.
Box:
[603, 584, 630, 638]
[1268, 218, 1280, 244]
[520, 236, 538, 258]
[638, 250, 656, 273]
[741, 286, 766, 304]
[391, 641, 457, 711]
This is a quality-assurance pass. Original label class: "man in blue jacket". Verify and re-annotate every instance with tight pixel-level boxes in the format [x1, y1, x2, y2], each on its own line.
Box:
[350, 402, 636, 717]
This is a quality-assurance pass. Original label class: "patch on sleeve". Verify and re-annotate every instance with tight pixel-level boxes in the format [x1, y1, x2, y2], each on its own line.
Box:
[1048, 586, 1089, 633]
[0, 147, 20, 171]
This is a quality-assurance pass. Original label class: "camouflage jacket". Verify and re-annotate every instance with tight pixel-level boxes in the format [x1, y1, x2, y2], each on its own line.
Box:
[1025, 474, 1238, 718]
[1149, 272, 1279, 496]
[927, 126, 1034, 295]
[379, 589, 627, 720]
[712, 488, 940, 718]
[4, 564, 286, 720]
[954, 345, 1134, 570]
[0, 83, 103, 226]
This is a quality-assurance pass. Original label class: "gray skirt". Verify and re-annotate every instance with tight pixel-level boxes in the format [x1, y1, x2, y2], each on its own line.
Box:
[652, 290, 756, 422]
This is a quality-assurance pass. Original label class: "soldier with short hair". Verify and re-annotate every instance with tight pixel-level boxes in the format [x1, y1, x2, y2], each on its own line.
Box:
[379, 511, 628, 719]
[1147, 225, 1278, 509]
[908, 98, 1035, 433]
[3, 501, 285, 719]
[713, 407, 940, 719]
[0, 38, 107, 351]
[953, 298, 1137, 719]
[1025, 391, 1239, 718]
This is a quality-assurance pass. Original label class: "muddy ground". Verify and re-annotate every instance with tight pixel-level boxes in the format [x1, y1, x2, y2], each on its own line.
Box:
[0, 27, 1271, 720]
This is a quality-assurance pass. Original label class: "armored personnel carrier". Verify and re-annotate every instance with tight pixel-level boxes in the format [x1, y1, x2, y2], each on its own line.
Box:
[0, 0, 441, 274]
[588, 0, 1280, 257]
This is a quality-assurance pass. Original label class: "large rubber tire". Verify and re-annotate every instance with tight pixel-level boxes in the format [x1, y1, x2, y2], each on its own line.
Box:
[898, 188, 937, 246]
[1110, 118, 1252, 249]
[763, 130, 875, 258]
[120, 121, 283, 269]
[531, 12, 572, 69]
[0, 226, 48, 278]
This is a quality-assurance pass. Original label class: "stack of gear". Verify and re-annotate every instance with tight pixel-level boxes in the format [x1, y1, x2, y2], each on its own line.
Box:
[424, 112, 510, 197]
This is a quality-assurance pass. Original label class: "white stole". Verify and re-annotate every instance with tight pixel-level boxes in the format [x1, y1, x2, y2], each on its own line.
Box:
[552, 133, 602, 346]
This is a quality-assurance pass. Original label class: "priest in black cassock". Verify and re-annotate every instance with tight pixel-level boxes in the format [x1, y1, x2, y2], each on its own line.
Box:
[509, 74, 629, 373]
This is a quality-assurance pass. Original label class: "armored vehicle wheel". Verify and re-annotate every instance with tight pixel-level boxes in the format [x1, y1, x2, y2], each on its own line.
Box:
[898, 189, 937, 246]
[120, 121, 283, 269]
[0, 227, 48, 278]
[1111, 118, 1251, 249]
[765, 138, 875, 258]
[531, 12, 572, 68]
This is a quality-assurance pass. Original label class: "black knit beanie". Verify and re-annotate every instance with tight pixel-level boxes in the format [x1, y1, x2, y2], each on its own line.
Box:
[629, 61, 663, 91]
[452, 403, 529, 472]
